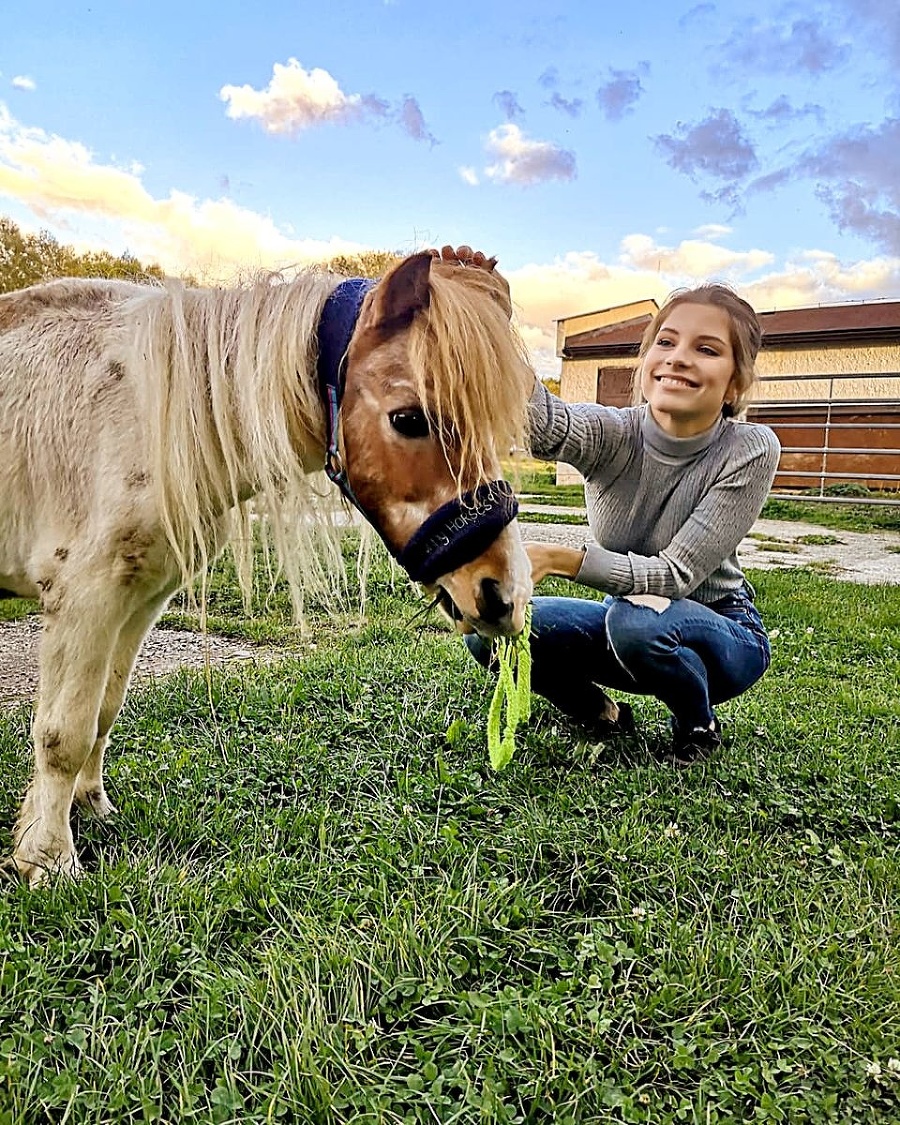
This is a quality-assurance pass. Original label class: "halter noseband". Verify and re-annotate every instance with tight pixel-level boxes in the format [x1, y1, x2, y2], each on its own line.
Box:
[315, 276, 519, 584]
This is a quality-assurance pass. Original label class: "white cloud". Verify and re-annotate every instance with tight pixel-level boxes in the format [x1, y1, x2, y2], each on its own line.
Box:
[503, 238, 900, 381]
[692, 223, 732, 240]
[219, 58, 436, 143]
[742, 249, 900, 309]
[11, 76, 36, 92]
[0, 104, 368, 278]
[220, 58, 382, 135]
[483, 123, 576, 186]
[2, 101, 897, 382]
[458, 165, 479, 186]
[619, 233, 774, 276]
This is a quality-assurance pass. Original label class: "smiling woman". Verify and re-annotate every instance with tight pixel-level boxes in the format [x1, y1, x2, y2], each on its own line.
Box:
[467, 284, 782, 766]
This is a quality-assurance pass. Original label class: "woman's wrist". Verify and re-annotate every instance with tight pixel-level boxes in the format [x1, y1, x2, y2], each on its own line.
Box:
[526, 542, 586, 583]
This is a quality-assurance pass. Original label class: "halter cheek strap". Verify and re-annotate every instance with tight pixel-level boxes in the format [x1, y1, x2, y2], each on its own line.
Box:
[315, 276, 519, 583]
[316, 277, 376, 512]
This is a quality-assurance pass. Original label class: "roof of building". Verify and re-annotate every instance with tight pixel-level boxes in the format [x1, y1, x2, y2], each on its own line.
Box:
[561, 300, 900, 358]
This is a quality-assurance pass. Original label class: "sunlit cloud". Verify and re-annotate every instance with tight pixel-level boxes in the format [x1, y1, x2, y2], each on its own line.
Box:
[458, 165, 479, 186]
[11, 76, 36, 92]
[220, 58, 434, 142]
[220, 59, 379, 133]
[1, 99, 897, 386]
[619, 233, 774, 275]
[0, 104, 367, 279]
[483, 123, 576, 186]
[504, 237, 900, 380]
[692, 223, 732, 239]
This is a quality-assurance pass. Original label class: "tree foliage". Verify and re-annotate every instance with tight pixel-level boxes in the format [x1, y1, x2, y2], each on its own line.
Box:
[0, 214, 405, 294]
[324, 249, 403, 279]
[0, 216, 166, 294]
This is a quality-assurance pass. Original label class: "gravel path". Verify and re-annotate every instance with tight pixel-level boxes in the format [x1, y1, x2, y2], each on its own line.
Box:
[1, 516, 897, 707]
[0, 619, 261, 707]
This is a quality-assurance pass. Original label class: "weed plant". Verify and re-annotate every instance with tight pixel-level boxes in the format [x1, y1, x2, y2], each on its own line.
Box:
[0, 546, 898, 1123]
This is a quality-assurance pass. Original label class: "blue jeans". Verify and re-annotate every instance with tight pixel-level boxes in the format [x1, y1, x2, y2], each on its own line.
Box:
[465, 587, 771, 732]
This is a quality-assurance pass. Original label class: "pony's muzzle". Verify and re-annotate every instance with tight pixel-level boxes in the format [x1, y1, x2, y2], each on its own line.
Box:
[434, 528, 533, 639]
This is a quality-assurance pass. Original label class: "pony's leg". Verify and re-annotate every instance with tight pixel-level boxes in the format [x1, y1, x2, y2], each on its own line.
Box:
[74, 593, 171, 819]
[14, 590, 138, 884]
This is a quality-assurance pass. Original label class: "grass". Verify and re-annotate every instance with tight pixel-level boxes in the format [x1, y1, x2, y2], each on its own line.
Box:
[518, 511, 588, 527]
[1, 545, 899, 1123]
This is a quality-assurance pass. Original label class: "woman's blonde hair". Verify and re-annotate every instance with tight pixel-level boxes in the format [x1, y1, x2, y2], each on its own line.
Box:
[634, 283, 762, 417]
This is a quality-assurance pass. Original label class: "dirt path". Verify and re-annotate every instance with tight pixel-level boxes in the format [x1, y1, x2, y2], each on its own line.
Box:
[0, 619, 260, 707]
[1, 517, 897, 707]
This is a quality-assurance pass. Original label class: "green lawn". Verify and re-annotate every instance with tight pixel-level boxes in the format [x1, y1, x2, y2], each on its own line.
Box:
[1, 548, 899, 1123]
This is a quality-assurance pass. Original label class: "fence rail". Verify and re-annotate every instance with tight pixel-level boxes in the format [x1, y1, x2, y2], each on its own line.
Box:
[746, 369, 900, 506]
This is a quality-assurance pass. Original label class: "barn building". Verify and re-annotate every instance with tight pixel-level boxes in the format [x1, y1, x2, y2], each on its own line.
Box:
[553, 299, 900, 496]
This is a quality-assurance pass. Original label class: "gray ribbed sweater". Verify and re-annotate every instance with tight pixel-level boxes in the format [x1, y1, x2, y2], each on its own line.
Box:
[528, 381, 781, 603]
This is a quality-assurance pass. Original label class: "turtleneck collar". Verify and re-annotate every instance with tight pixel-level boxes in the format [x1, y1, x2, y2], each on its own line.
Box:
[640, 404, 728, 461]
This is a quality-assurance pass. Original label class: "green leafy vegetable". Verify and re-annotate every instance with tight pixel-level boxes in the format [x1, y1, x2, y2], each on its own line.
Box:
[487, 604, 532, 770]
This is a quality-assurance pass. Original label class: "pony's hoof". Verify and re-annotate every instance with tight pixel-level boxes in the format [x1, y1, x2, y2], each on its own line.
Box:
[11, 849, 82, 888]
[75, 786, 118, 820]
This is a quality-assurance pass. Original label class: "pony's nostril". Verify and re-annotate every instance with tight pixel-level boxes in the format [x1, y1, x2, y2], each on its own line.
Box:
[477, 577, 513, 623]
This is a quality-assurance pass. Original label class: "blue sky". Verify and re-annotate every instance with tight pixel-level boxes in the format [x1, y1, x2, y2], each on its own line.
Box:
[2, 0, 898, 375]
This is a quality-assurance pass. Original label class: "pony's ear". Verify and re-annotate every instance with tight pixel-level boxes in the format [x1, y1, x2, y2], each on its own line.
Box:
[370, 252, 432, 329]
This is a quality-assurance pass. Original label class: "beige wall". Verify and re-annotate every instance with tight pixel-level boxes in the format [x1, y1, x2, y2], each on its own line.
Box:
[756, 343, 900, 401]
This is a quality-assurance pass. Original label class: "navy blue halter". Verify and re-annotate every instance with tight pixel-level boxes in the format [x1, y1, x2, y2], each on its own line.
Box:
[315, 276, 519, 585]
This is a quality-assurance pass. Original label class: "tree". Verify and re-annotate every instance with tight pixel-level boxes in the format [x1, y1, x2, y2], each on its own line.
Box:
[324, 249, 403, 279]
[0, 216, 166, 294]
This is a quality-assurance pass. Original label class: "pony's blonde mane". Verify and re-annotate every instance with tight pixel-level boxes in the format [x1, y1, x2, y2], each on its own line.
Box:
[127, 271, 346, 617]
[408, 266, 533, 490]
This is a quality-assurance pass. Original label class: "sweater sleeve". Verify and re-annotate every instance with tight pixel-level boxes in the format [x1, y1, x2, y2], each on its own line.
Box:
[527, 378, 629, 477]
[575, 424, 781, 597]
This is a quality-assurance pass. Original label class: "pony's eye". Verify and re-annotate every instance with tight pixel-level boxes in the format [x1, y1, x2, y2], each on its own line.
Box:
[389, 408, 430, 439]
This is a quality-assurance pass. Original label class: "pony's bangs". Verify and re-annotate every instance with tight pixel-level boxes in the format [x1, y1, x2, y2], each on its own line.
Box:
[407, 269, 532, 488]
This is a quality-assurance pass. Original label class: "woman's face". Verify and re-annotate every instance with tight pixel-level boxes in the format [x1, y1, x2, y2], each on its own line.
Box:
[640, 302, 737, 437]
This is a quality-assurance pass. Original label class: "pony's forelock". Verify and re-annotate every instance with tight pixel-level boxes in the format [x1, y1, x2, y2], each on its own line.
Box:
[407, 267, 532, 490]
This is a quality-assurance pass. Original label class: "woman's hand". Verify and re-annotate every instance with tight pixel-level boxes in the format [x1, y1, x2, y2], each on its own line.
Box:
[526, 542, 586, 585]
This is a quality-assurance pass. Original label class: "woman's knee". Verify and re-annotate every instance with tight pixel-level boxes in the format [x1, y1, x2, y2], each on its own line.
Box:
[604, 597, 672, 667]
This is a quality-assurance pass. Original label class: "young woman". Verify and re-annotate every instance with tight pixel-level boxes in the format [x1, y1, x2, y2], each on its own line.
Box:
[467, 284, 781, 765]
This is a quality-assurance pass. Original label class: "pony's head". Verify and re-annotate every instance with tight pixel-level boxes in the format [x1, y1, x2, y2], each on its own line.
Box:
[338, 250, 533, 637]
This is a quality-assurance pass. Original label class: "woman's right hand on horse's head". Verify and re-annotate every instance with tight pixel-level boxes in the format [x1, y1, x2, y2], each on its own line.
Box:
[429, 245, 499, 271]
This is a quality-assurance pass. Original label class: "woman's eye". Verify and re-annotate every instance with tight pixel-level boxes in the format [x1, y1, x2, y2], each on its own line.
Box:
[389, 408, 431, 439]
[698, 346, 720, 356]
[656, 336, 673, 347]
